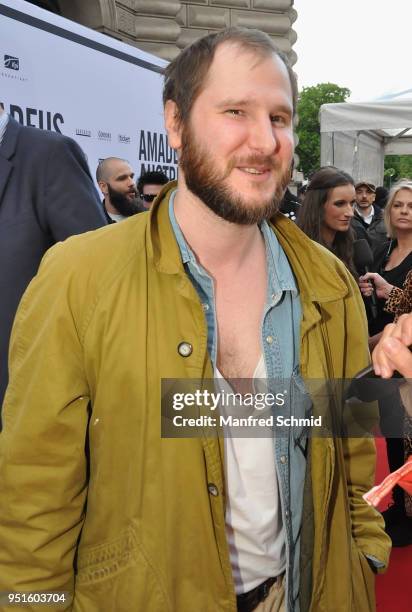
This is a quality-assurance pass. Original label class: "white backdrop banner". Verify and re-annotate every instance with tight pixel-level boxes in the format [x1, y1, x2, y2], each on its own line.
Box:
[0, 0, 177, 185]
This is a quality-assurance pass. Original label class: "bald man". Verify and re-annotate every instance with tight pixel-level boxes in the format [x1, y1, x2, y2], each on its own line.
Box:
[96, 157, 141, 223]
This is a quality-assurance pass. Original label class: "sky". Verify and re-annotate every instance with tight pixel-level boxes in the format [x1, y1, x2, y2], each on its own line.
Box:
[293, 0, 412, 102]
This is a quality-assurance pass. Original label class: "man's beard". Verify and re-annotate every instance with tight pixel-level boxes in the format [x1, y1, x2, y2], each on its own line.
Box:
[179, 122, 291, 225]
[107, 184, 140, 217]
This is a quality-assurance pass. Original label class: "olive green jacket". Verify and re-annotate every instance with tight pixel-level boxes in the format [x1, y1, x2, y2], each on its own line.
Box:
[0, 182, 390, 611]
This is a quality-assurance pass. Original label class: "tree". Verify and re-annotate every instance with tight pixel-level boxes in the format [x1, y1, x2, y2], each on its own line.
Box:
[384, 155, 412, 187]
[296, 83, 350, 178]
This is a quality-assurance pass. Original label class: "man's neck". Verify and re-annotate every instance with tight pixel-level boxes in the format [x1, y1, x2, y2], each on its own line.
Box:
[356, 204, 373, 218]
[104, 198, 120, 215]
[173, 182, 264, 274]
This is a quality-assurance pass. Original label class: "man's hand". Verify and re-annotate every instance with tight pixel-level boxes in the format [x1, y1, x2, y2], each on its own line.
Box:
[372, 313, 412, 378]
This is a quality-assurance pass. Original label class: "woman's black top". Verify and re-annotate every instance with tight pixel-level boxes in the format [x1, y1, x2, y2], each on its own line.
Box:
[368, 240, 412, 335]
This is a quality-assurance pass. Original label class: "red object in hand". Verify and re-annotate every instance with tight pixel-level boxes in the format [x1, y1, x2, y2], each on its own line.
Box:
[364, 456, 412, 506]
[401, 456, 412, 494]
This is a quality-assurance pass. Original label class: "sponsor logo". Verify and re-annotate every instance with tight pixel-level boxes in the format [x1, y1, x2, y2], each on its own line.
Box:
[4, 55, 19, 71]
[76, 128, 92, 138]
[98, 130, 111, 141]
[118, 134, 131, 144]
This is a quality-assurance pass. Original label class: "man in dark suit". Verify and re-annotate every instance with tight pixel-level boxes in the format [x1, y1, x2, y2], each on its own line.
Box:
[0, 108, 107, 412]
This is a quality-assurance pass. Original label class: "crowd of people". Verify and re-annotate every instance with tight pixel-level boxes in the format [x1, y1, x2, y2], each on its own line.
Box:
[293, 168, 412, 547]
[0, 24, 410, 612]
[95, 157, 168, 224]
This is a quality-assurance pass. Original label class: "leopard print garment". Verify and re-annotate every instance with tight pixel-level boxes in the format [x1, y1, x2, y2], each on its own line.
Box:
[385, 269, 412, 317]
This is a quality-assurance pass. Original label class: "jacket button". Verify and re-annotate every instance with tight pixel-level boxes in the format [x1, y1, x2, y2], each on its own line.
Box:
[280, 455, 287, 464]
[178, 342, 193, 357]
[208, 483, 219, 497]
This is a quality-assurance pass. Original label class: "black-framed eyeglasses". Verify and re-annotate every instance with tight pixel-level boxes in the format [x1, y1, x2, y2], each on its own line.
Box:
[140, 194, 157, 203]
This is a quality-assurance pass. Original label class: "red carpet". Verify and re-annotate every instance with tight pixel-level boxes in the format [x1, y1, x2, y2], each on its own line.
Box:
[375, 437, 412, 611]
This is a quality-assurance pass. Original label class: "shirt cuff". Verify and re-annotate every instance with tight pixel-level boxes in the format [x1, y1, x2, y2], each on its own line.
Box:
[365, 554, 385, 572]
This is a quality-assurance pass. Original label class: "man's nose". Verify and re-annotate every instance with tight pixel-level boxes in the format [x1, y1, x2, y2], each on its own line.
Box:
[248, 117, 278, 155]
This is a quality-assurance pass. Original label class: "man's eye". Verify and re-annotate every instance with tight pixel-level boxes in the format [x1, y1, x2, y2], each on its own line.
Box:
[226, 109, 242, 117]
[270, 115, 287, 126]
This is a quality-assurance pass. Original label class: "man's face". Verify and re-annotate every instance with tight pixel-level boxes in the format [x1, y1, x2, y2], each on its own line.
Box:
[172, 43, 294, 224]
[100, 160, 139, 216]
[355, 185, 375, 209]
[106, 183, 140, 217]
[140, 183, 164, 210]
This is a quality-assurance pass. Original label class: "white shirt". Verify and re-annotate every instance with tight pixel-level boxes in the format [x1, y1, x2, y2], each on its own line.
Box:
[216, 357, 286, 595]
[0, 111, 9, 145]
[355, 204, 375, 225]
[107, 212, 125, 223]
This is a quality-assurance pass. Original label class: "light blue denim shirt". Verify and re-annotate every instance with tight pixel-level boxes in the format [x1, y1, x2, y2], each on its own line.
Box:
[169, 190, 309, 611]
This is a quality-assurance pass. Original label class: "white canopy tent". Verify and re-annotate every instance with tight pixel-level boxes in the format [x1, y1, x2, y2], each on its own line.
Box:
[320, 97, 412, 185]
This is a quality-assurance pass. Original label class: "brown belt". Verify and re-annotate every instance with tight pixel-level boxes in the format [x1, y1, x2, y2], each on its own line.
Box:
[236, 575, 279, 612]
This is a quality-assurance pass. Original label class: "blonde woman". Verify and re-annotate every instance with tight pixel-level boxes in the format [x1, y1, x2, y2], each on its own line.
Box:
[359, 180, 412, 338]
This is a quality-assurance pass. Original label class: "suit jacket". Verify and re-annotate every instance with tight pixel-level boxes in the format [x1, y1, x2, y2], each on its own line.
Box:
[351, 207, 387, 255]
[0, 116, 107, 408]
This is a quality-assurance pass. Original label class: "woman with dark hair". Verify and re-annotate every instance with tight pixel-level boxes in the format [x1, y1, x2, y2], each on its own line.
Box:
[297, 166, 357, 276]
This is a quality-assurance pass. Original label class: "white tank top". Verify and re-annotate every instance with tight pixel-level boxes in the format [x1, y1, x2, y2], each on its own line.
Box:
[215, 356, 286, 595]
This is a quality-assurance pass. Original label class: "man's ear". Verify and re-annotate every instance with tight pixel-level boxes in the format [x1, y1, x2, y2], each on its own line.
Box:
[164, 100, 182, 150]
[98, 180, 108, 196]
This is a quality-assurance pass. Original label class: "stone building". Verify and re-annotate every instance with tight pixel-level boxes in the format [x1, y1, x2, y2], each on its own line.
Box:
[27, 0, 297, 66]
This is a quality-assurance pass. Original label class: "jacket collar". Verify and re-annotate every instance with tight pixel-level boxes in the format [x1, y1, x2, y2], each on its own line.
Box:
[270, 213, 349, 303]
[148, 181, 349, 304]
[146, 180, 183, 275]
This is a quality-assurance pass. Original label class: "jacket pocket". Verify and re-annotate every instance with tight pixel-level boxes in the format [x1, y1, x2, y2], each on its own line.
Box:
[73, 527, 170, 612]
[351, 542, 375, 612]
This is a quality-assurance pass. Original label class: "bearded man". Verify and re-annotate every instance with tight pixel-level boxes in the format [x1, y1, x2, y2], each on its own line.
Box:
[0, 28, 390, 612]
[96, 156, 140, 222]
